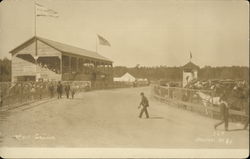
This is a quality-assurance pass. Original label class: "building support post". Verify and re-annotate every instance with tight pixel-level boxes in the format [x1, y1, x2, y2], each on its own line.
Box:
[60, 55, 63, 80]
[76, 57, 79, 72]
[69, 56, 71, 73]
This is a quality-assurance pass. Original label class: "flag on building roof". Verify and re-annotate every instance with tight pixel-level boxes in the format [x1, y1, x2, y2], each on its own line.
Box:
[36, 3, 59, 18]
[97, 35, 111, 46]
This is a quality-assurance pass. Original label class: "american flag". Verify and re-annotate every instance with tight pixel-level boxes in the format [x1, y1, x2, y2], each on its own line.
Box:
[97, 35, 111, 46]
[36, 3, 59, 18]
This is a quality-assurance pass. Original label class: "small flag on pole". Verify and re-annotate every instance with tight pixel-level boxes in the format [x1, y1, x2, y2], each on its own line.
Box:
[190, 51, 192, 59]
[97, 34, 111, 46]
[36, 3, 59, 18]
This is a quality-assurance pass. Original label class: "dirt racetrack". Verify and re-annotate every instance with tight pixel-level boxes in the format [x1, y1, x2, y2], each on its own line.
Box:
[0, 86, 248, 148]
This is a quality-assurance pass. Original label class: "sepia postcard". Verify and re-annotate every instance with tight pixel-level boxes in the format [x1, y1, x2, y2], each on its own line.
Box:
[0, 0, 249, 158]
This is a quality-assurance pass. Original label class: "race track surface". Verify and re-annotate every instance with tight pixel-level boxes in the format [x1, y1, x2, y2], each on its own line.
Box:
[0, 86, 248, 148]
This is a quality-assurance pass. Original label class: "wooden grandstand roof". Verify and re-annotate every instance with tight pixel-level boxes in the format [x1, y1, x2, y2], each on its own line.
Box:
[9, 36, 112, 63]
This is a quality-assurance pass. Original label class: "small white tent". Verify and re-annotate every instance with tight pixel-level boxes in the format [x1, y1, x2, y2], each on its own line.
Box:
[113, 72, 136, 82]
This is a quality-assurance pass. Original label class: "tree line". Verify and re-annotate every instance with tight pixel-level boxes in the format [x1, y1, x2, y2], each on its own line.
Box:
[0, 58, 249, 82]
[113, 65, 249, 82]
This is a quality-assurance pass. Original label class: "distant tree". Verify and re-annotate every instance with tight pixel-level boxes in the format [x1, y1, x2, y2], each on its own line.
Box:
[0, 58, 11, 82]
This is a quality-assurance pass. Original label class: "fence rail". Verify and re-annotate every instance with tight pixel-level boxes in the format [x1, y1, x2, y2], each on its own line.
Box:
[0, 81, 91, 110]
[0, 80, 148, 110]
[151, 84, 248, 120]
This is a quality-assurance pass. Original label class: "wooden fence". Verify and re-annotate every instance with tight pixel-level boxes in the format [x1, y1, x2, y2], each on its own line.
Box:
[151, 84, 248, 120]
[0, 81, 91, 110]
[0, 80, 148, 110]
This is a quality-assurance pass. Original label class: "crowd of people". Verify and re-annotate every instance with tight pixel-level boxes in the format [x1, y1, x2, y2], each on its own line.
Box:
[184, 79, 249, 111]
[184, 79, 247, 91]
[54, 81, 78, 99]
[38, 62, 60, 74]
[155, 78, 249, 130]
[0, 81, 91, 107]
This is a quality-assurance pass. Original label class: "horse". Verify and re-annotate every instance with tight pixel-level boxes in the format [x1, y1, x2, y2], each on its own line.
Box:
[196, 91, 221, 115]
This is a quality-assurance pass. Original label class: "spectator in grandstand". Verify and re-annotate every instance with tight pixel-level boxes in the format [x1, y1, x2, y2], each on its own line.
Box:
[57, 81, 63, 99]
[214, 89, 230, 131]
[138, 92, 150, 118]
[65, 83, 71, 99]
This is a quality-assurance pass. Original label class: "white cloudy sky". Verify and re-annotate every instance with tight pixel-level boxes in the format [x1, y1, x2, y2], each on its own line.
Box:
[0, 0, 249, 67]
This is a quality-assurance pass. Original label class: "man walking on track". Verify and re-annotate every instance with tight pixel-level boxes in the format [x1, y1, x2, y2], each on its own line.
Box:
[138, 92, 150, 118]
[214, 89, 229, 131]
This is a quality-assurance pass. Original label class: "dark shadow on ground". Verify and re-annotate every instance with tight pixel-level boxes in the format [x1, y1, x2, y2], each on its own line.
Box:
[69, 98, 85, 100]
[149, 116, 164, 119]
[227, 128, 248, 132]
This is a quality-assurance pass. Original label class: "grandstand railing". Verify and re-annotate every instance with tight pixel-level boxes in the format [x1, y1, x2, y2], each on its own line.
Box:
[151, 84, 248, 120]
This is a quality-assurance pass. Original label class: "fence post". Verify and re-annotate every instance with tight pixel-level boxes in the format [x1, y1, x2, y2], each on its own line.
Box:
[0, 94, 3, 109]
[211, 91, 214, 118]
[167, 86, 170, 100]
[20, 83, 23, 104]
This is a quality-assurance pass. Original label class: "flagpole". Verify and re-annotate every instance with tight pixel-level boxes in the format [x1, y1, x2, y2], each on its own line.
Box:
[96, 35, 98, 53]
[34, 0, 36, 37]
[34, 0, 38, 81]
[189, 51, 192, 62]
[34, 0, 37, 56]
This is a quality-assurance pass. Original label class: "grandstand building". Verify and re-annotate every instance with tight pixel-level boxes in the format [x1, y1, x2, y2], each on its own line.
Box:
[9, 36, 113, 82]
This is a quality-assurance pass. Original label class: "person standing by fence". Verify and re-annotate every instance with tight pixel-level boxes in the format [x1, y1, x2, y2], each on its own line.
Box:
[138, 92, 150, 118]
[243, 98, 249, 130]
[65, 83, 71, 99]
[48, 83, 55, 98]
[37, 83, 43, 99]
[243, 83, 249, 130]
[30, 84, 36, 101]
[70, 84, 77, 99]
[214, 89, 229, 131]
[57, 81, 63, 99]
